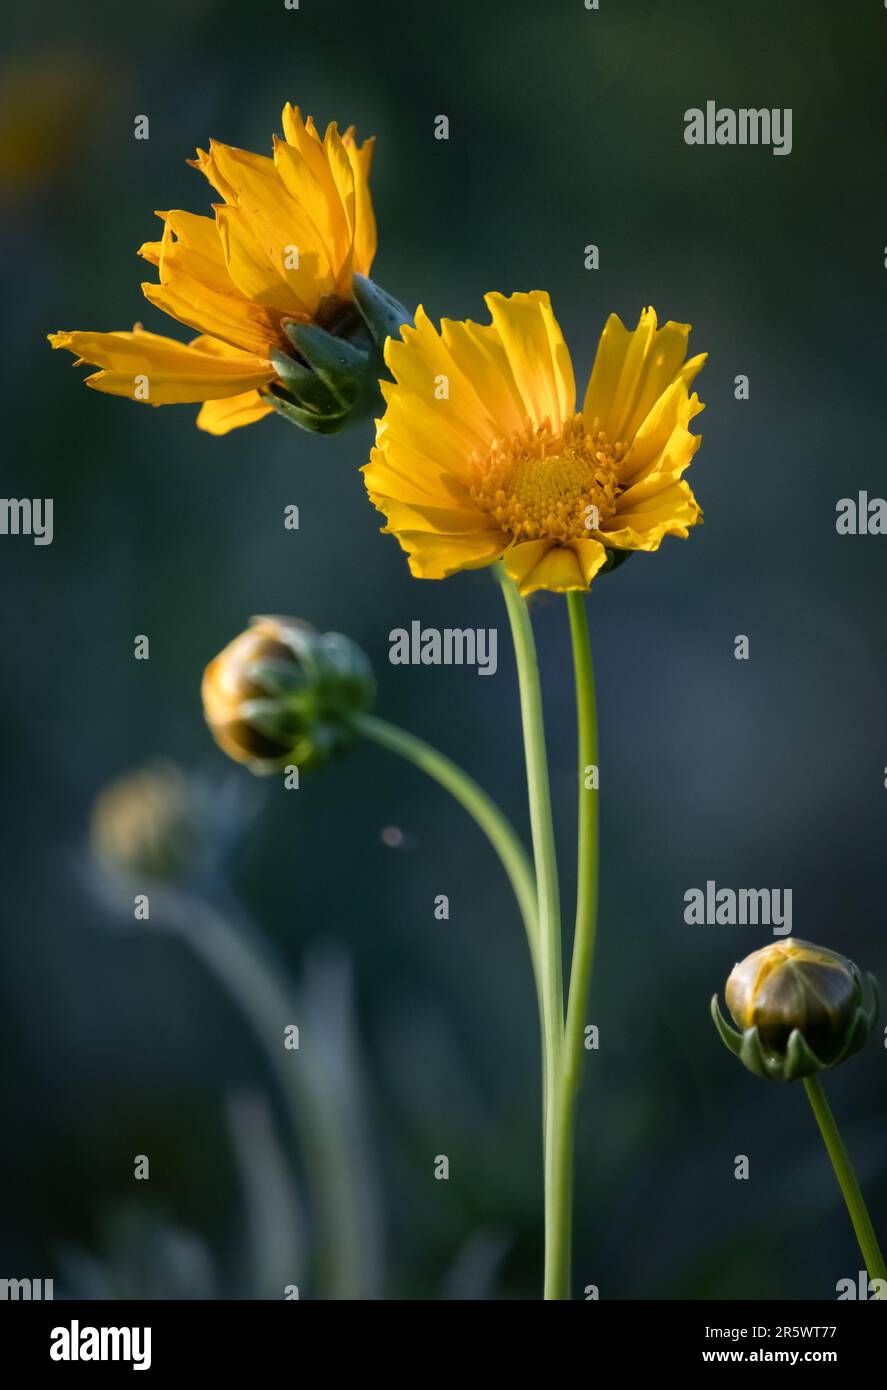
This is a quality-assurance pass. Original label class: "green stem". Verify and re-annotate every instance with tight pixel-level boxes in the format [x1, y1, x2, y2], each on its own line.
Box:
[803, 1075, 887, 1291]
[552, 590, 601, 1280]
[349, 711, 539, 987]
[494, 563, 567, 1300]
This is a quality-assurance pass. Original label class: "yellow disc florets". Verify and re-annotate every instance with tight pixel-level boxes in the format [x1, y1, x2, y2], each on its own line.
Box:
[471, 414, 626, 543]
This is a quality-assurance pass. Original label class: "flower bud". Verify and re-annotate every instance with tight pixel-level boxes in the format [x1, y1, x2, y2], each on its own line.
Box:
[201, 616, 375, 774]
[90, 760, 196, 881]
[711, 938, 879, 1081]
[269, 280, 413, 435]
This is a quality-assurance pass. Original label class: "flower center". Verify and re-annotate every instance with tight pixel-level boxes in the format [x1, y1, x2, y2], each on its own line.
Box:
[471, 415, 626, 543]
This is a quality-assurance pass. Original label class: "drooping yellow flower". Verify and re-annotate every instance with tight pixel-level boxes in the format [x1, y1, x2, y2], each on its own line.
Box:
[363, 291, 707, 595]
[48, 104, 377, 435]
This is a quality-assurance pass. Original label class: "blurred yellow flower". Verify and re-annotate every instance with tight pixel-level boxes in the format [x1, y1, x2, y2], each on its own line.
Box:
[90, 760, 194, 881]
[48, 104, 377, 435]
[364, 291, 707, 595]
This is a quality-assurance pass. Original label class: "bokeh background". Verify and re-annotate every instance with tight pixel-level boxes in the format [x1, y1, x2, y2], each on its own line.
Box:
[2, 0, 886, 1299]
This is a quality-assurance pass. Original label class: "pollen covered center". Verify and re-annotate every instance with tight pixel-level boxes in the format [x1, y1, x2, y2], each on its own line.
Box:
[471, 414, 625, 543]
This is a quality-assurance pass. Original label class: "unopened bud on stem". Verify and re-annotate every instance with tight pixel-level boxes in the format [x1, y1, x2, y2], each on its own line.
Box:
[711, 938, 878, 1081]
[202, 616, 375, 774]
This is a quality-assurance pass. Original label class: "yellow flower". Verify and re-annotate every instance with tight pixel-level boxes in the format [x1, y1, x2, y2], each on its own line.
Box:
[363, 291, 707, 595]
[48, 104, 377, 435]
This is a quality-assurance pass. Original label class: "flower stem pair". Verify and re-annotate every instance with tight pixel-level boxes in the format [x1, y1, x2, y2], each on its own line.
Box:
[496, 567, 600, 1300]
[354, 574, 601, 1300]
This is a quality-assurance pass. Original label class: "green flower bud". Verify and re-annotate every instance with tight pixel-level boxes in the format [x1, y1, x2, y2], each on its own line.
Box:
[268, 281, 413, 435]
[90, 760, 196, 881]
[202, 616, 375, 775]
[711, 938, 879, 1082]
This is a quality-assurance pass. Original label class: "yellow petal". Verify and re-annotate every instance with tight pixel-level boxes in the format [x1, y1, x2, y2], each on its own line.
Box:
[382, 526, 506, 580]
[485, 290, 575, 431]
[138, 212, 283, 357]
[155, 209, 231, 293]
[619, 376, 705, 487]
[343, 130, 376, 275]
[140, 280, 277, 360]
[274, 112, 351, 281]
[603, 479, 702, 550]
[48, 328, 274, 404]
[138, 239, 162, 267]
[503, 538, 606, 595]
[196, 140, 335, 312]
[196, 390, 274, 434]
[501, 540, 557, 589]
[583, 308, 706, 446]
[189, 139, 279, 206]
[363, 440, 476, 510]
[214, 204, 312, 316]
[383, 307, 501, 462]
[438, 316, 529, 436]
[572, 538, 611, 586]
[583, 307, 657, 437]
[370, 494, 499, 539]
[323, 122, 357, 286]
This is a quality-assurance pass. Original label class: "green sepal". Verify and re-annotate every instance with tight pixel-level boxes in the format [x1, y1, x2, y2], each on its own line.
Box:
[710, 994, 743, 1058]
[711, 978, 879, 1083]
[352, 273, 415, 352]
[269, 350, 341, 416]
[268, 388, 349, 435]
[598, 547, 634, 577]
[284, 321, 371, 408]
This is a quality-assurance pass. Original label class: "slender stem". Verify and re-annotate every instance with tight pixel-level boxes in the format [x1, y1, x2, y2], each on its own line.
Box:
[803, 1075, 887, 1291]
[349, 710, 539, 986]
[552, 590, 601, 1278]
[494, 563, 567, 1300]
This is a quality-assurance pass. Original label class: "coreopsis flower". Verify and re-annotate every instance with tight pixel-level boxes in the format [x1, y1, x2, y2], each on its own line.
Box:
[202, 616, 375, 774]
[363, 291, 706, 595]
[48, 105, 411, 435]
[711, 939, 879, 1081]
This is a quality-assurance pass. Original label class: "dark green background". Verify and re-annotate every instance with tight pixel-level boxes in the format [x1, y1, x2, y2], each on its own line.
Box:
[2, 0, 886, 1298]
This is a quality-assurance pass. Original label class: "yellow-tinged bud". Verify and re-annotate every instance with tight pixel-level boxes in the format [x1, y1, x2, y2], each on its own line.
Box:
[712, 938, 878, 1081]
[90, 760, 195, 881]
[201, 616, 375, 775]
